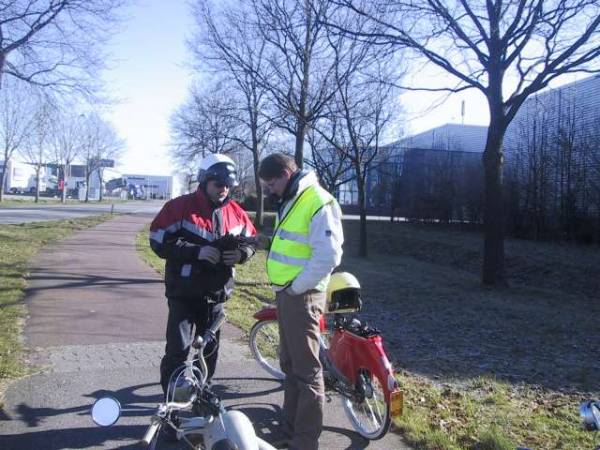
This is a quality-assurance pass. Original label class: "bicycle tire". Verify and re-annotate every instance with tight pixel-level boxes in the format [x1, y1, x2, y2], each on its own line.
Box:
[249, 319, 285, 380]
[211, 438, 238, 450]
[342, 370, 391, 440]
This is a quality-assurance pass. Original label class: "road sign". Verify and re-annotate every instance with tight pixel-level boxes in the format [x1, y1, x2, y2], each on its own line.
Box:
[89, 158, 115, 168]
[97, 159, 115, 168]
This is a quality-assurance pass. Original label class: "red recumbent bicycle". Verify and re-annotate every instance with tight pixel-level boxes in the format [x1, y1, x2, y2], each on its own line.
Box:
[249, 272, 403, 440]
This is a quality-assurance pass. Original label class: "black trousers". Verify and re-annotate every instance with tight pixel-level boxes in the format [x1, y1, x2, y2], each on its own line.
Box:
[160, 297, 223, 397]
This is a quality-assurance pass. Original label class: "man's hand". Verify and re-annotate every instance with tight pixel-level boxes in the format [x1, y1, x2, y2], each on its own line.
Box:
[222, 249, 242, 266]
[198, 245, 221, 264]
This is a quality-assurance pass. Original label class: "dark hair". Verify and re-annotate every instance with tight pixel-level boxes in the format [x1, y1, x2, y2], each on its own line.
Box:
[258, 153, 298, 180]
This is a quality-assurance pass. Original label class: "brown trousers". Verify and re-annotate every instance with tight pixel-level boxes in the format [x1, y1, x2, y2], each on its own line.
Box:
[276, 288, 326, 450]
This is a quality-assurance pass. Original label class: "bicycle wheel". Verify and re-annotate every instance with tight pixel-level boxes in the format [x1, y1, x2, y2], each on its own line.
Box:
[211, 439, 238, 450]
[342, 370, 391, 440]
[249, 319, 285, 380]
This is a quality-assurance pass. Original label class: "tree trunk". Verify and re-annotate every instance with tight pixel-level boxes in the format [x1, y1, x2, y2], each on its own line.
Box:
[85, 169, 91, 202]
[295, 1, 312, 170]
[61, 165, 67, 203]
[482, 121, 507, 285]
[0, 169, 5, 203]
[99, 169, 104, 202]
[295, 116, 307, 169]
[0, 51, 5, 89]
[35, 165, 41, 203]
[252, 144, 264, 228]
[357, 173, 368, 258]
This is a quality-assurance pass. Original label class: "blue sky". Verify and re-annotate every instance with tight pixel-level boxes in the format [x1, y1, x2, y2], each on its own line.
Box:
[104, 0, 194, 177]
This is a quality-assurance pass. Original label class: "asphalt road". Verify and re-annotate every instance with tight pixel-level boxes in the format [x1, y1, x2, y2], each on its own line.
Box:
[0, 200, 164, 224]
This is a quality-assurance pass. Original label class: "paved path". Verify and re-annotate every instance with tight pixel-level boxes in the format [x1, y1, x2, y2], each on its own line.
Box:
[0, 214, 411, 449]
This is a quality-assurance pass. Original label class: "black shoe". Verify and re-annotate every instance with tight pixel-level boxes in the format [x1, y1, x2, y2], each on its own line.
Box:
[269, 426, 293, 449]
[270, 435, 290, 449]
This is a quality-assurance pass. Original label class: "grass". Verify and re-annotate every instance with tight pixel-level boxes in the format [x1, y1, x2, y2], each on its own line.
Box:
[135, 219, 598, 450]
[393, 374, 595, 450]
[0, 214, 116, 392]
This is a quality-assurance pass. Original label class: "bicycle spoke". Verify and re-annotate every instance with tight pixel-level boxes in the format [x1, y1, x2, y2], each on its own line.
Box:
[342, 372, 391, 439]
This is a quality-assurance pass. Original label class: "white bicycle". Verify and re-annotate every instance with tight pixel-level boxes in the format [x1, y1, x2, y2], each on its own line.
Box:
[91, 310, 276, 450]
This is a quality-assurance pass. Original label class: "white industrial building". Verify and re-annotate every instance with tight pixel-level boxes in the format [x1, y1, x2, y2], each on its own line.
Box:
[2, 159, 173, 201]
[119, 173, 173, 200]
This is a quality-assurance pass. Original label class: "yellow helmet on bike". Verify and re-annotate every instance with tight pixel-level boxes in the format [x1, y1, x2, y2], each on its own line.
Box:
[326, 272, 362, 313]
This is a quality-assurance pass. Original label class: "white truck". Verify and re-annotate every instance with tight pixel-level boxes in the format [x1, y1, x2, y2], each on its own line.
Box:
[1, 160, 56, 194]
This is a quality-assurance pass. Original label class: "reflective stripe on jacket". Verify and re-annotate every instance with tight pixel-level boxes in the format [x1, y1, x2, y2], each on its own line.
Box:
[267, 184, 334, 287]
[149, 189, 256, 300]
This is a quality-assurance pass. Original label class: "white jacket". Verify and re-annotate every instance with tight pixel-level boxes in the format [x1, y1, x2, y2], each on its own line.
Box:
[273, 171, 344, 295]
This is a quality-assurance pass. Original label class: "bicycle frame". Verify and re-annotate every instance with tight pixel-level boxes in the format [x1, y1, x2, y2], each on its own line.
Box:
[327, 320, 399, 403]
[251, 307, 403, 417]
[92, 311, 277, 450]
[150, 330, 277, 450]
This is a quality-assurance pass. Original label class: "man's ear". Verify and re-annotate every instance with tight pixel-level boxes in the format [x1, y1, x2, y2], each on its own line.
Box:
[283, 168, 294, 181]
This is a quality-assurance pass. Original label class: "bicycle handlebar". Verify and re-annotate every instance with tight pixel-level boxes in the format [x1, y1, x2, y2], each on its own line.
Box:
[141, 419, 160, 445]
[208, 309, 227, 337]
[192, 309, 227, 349]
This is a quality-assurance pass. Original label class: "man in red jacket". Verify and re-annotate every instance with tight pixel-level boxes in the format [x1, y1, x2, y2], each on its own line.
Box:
[149, 154, 257, 408]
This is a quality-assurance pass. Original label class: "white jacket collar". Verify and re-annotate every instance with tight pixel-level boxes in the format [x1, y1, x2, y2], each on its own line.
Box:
[296, 171, 319, 195]
[279, 170, 319, 219]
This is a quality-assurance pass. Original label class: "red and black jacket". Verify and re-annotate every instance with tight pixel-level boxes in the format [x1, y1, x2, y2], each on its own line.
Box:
[149, 189, 257, 301]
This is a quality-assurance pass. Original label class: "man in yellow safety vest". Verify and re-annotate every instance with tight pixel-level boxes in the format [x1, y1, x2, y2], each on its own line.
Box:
[257, 153, 344, 450]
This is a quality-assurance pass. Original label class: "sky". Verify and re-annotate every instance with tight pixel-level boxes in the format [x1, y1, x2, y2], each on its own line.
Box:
[103, 0, 194, 177]
[104, 1, 588, 178]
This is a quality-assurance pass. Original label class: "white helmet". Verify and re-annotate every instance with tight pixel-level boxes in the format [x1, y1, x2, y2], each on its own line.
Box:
[197, 154, 239, 187]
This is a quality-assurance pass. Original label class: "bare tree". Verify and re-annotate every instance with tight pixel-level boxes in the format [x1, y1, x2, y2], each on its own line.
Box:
[192, 0, 273, 226]
[313, 17, 401, 256]
[170, 81, 247, 200]
[0, 0, 125, 97]
[170, 82, 242, 164]
[583, 117, 600, 244]
[305, 122, 353, 194]
[251, 0, 339, 168]
[80, 112, 124, 202]
[555, 97, 591, 238]
[49, 110, 83, 203]
[179, 161, 199, 194]
[504, 95, 555, 240]
[331, 0, 600, 284]
[504, 84, 597, 241]
[0, 78, 35, 201]
[18, 94, 56, 202]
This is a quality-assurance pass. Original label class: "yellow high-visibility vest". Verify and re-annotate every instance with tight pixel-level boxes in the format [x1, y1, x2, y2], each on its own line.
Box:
[267, 184, 334, 287]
